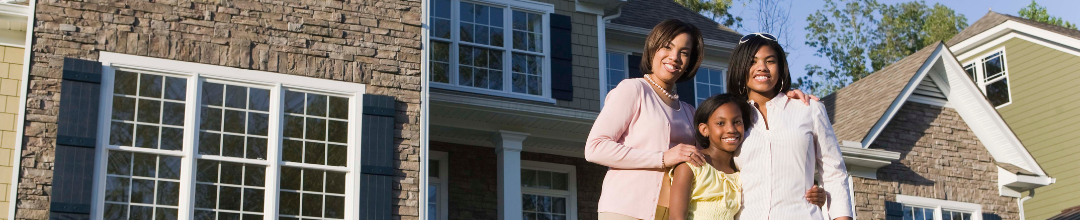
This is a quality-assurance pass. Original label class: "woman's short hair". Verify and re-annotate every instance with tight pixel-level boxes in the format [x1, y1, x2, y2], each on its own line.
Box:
[725, 36, 791, 100]
[640, 19, 704, 83]
[693, 93, 753, 149]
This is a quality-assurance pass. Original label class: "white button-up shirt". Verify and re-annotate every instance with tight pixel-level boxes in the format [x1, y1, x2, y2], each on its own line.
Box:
[734, 93, 853, 220]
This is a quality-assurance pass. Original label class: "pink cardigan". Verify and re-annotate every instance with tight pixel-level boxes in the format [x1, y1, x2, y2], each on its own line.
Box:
[585, 78, 696, 220]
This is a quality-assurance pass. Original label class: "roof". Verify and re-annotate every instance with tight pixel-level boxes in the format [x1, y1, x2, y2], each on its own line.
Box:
[947, 11, 1080, 46]
[609, 0, 743, 44]
[821, 43, 941, 142]
[1048, 205, 1080, 220]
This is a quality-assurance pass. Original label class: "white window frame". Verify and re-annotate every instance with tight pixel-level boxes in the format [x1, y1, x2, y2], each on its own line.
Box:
[428, 151, 449, 220]
[602, 50, 630, 94]
[693, 65, 727, 106]
[428, 0, 556, 103]
[895, 195, 982, 220]
[521, 160, 577, 220]
[90, 52, 367, 220]
[962, 47, 1011, 109]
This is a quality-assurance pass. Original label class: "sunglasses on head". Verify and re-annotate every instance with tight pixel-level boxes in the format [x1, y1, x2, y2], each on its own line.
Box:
[739, 32, 777, 44]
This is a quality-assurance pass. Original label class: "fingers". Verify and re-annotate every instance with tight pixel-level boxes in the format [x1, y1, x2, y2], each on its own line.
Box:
[809, 94, 820, 101]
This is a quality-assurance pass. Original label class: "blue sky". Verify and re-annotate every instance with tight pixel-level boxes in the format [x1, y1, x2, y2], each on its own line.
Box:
[724, 0, 1080, 83]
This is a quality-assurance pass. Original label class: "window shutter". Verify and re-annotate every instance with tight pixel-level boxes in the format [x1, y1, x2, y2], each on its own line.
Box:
[676, 78, 696, 106]
[549, 13, 573, 101]
[627, 55, 643, 79]
[983, 213, 1002, 220]
[50, 58, 104, 219]
[359, 94, 396, 219]
[884, 201, 904, 220]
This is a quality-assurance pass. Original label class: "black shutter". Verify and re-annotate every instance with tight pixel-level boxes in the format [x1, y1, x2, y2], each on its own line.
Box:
[884, 201, 904, 220]
[359, 94, 396, 219]
[549, 13, 573, 101]
[676, 78, 696, 106]
[50, 58, 104, 219]
[983, 213, 1002, 220]
[627, 55, 643, 79]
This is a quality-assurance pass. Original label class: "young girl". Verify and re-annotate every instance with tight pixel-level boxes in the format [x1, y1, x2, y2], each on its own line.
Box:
[666, 94, 751, 220]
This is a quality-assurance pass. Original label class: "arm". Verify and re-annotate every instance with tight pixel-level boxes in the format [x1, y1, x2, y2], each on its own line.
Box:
[810, 101, 854, 219]
[584, 82, 663, 169]
[667, 163, 694, 220]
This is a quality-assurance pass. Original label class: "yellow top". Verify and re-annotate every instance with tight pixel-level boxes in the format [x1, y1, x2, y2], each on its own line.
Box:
[662, 163, 742, 220]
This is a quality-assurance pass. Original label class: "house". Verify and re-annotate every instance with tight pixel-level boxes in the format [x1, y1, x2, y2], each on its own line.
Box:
[426, 0, 744, 218]
[821, 39, 1054, 219]
[944, 11, 1080, 220]
[0, 2, 30, 220]
[9, 0, 423, 219]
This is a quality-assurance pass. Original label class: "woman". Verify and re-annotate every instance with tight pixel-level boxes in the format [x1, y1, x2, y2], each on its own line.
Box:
[728, 33, 853, 220]
[584, 20, 824, 220]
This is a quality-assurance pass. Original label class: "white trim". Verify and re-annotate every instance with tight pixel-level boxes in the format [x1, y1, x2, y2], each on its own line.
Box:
[597, 15, 609, 107]
[420, 0, 431, 218]
[906, 94, 952, 108]
[895, 194, 983, 220]
[428, 151, 449, 220]
[431, 91, 598, 121]
[958, 32, 1080, 61]
[692, 65, 727, 106]
[861, 45, 944, 148]
[963, 47, 1012, 109]
[952, 20, 1080, 60]
[7, 0, 33, 217]
[521, 160, 578, 220]
[0, 3, 29, 17]
[574, 1, 604, 14]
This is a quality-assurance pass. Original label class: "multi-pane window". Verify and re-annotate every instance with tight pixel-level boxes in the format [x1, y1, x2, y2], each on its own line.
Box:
[605, 51, 628, 93]
[521, 162, 576, 220]
[964, 50, 1010, 108]
[901, 205, 973, 220]
[98, 65, 360, 220]
[428, 0, 549, 98]
[694, 67, 726, 105]
[428, 151, 448, 220]
[894, 195, 980, 220]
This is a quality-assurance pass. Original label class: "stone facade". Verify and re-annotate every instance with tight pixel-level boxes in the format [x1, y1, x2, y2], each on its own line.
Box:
[18, 0, 421, 219]
[430, 141, 606, 220]
[853, 102, 1017, 220]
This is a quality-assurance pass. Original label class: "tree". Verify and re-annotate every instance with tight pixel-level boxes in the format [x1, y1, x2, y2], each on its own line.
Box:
[1018, 0, 1077, 30]
[744, 0, 797, 50]
[672, 0, 743, 28]
[798, 0, 967, 97]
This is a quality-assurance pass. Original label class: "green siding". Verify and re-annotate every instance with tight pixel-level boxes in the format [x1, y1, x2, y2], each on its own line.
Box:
[961, 38, 1080, 220]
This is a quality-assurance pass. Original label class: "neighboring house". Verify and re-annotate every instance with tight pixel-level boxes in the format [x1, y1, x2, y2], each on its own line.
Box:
[10, 0, 422, 220]
[0, 2, 30, 220]
[821, 41, 1054, 220]
[945, 11, 1080, 220]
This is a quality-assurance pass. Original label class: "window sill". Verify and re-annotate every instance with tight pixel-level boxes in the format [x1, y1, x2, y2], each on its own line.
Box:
[431, 82, 555, 104]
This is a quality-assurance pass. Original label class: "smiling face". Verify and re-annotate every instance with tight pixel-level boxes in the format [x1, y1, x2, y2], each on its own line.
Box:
[698, 102, 745, 152]
[745, 45, 781, 97]
[648, 33, 693, 84]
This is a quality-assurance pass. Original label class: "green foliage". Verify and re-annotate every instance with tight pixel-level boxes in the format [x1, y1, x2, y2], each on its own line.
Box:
[1018, 0, 1077, 30]
[798, 0, 967, 97]
[672, 0, 742, 28]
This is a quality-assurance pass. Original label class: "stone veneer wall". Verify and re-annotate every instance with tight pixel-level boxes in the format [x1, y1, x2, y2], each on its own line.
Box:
[17, 0, 421, 219]
[0, 46, 24, 220]
[430, 141, 606, 220]
[853, 102, 1018, 220]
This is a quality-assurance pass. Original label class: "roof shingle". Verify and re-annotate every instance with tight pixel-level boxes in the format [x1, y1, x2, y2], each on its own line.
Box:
[947, 11, 1080, 46]
[610, 0, 742, 44]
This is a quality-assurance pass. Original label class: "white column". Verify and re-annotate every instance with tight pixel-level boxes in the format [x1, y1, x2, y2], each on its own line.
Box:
[495, 130, 529, 220]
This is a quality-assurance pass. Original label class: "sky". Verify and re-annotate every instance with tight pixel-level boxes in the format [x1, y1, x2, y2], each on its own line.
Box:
[724, 0, 1080, 84]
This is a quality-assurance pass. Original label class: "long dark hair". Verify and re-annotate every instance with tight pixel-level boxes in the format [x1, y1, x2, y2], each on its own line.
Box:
[693, 94, 753, 149]
[726, 36, 791, 101]
[641, 19, 704, 83]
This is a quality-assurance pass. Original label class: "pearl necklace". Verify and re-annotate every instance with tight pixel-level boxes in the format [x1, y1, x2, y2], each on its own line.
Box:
[644, 74, 678, 100]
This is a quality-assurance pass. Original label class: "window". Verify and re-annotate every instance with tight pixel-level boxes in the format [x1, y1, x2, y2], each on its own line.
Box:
[605, 51, 628, 93]
[694, 67, 726, 105]
[428, 152, 449, 220]
[963, 50, 1011, 108]
[895, 195, 981, 220]
[428, 0, 552, 101]
[521, 161, 576, 220]
[95, 53, 365, 220]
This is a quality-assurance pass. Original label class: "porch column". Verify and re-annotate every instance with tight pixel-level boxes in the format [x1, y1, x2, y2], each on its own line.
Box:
[495, 130, 529, 220]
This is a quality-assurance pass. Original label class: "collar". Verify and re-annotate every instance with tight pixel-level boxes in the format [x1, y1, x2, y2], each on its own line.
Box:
[747, 92, 790, 110]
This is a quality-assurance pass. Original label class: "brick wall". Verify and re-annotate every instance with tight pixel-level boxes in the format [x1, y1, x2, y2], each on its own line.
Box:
[18, 0, 421, 219]
[854, 102, 1018, 220]
[430, 141, 606, 220]
[0, 46, 24, 220]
